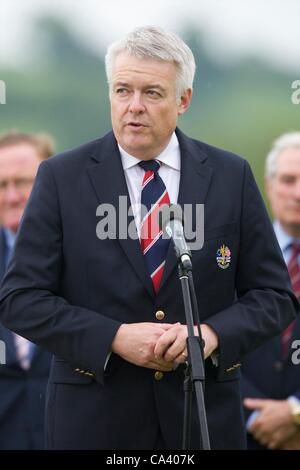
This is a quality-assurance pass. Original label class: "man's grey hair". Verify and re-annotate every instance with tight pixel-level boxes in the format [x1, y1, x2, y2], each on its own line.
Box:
[105, 26, 196, 101]
[265, 131, 300, 179]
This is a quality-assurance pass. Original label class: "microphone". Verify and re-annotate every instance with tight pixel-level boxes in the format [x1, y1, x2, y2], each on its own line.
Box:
[158, 204, 192, 269]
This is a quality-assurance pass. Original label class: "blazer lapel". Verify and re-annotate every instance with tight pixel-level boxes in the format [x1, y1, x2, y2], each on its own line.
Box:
[86, 132, 154, 298]
[160, 129, 213, 290]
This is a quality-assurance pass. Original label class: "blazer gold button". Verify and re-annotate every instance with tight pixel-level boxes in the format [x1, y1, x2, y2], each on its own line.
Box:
[156, 310, 165, 320]
[154, 371, 164, 381]
[274, 361, 283, 372]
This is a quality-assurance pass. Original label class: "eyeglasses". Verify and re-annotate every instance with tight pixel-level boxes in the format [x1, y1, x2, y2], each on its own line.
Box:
[0, 177, 35, 193]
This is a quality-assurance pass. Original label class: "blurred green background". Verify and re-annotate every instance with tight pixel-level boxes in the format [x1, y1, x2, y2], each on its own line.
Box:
[0, 14, 299, 203]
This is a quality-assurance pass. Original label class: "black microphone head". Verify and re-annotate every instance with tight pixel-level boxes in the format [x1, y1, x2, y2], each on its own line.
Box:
[158, 204, 184, 232]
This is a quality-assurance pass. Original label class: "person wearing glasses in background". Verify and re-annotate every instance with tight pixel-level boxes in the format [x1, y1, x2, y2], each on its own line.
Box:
[0, 131, 53, 449]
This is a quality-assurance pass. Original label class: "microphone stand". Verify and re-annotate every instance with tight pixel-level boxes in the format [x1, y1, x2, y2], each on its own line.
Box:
[178, 254, 211, 450]
[157, 204, 210, 449]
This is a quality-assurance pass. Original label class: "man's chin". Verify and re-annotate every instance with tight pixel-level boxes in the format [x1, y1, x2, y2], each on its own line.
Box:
[123, 139, 151, 157]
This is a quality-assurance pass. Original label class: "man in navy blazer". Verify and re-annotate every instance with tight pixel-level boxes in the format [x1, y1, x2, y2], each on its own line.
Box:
[242, 132, 300, 450]
[0, 27, 298, 450]
[0, 131, 53, 449]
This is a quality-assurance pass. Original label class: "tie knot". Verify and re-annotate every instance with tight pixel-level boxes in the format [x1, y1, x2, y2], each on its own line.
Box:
[138, 160, 161, 173]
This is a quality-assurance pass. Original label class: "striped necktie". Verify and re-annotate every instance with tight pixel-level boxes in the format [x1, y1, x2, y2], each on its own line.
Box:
[139, 160, 170, 293]
[281, 243, 300, 356]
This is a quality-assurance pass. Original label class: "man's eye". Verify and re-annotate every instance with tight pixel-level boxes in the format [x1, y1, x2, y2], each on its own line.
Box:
[116, 88, 127, 94]
[147, 90, 160, 97]
[281, 176, 295, 184]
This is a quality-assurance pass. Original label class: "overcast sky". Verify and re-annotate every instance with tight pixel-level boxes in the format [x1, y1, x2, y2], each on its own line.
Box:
[1, 0, 300, 71]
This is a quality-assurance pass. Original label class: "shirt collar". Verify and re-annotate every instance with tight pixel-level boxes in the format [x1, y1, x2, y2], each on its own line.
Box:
[273, 220, 297, 252]
[118, 132, 180, 171]
[3, 227, 16, 251]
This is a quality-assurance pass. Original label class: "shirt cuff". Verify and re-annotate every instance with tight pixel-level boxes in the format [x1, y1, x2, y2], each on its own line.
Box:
[246, 410, 261, 430]
[288, 396, 300, 406]
[210, 351, 219, 367]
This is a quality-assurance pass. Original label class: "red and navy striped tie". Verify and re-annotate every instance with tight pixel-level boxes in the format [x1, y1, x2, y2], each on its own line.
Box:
[139, 160, 170, 293]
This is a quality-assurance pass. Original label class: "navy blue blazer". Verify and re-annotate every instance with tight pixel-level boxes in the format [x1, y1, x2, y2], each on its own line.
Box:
[0, 129, 297, 449]
[0, 228, 51, 450]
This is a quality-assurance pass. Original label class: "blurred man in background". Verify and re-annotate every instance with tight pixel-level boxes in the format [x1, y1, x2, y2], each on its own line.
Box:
[0, 130, 54, 449]
[242, 132, 300, 450]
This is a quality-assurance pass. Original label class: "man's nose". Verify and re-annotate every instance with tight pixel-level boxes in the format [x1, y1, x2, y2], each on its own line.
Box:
[293, 180, 300, 199]
[128, 92, 145, 113]
[3, 183, 23, 204]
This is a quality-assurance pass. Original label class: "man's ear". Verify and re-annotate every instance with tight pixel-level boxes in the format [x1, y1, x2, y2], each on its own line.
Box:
[177, 88, 192, 116]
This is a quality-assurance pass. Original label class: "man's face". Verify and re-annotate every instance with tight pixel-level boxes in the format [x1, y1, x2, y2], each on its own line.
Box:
[266, 147, 300, 236]
[110, 52, 192, 160]
[0, 143, 41, 233]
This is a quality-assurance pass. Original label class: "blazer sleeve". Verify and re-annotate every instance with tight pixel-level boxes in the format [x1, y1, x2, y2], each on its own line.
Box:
[204, 160, 299, 380]
[0, 160, 121, 385]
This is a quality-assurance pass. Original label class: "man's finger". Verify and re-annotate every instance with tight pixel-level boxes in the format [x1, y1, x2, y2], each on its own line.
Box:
[243, 398, 268, 410]
[148, 361, 173, 371]
[173, 351, 188, 364]
[163, 342, 187, 362]
[154, 330, 177, 359]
